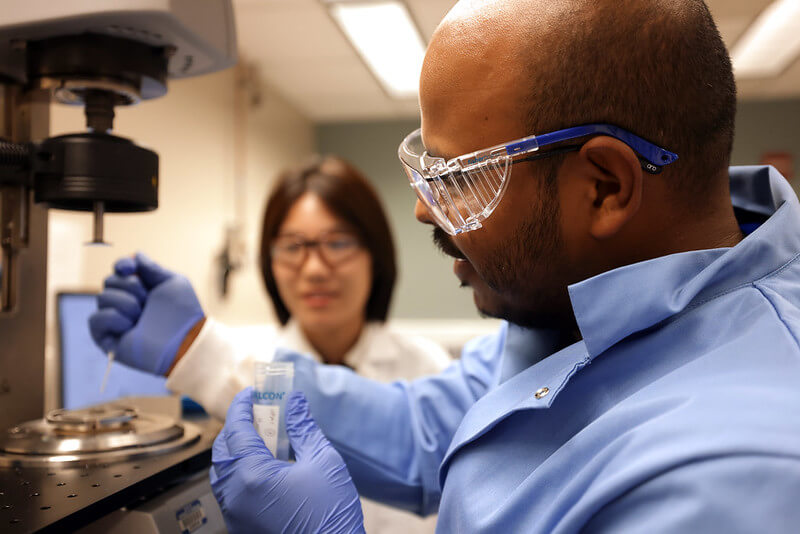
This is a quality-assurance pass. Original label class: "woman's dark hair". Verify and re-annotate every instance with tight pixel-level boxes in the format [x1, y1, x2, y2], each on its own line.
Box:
[259, 155, 397, 325]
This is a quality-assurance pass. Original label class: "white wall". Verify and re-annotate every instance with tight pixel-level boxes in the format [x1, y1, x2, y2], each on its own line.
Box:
[45, 68, 314, 409]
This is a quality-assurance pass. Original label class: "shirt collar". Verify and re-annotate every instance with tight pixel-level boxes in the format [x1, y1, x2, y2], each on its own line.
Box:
[569, 165, 800, 358]
[497, 324, 567, 384]
[342, 322, 389, 369]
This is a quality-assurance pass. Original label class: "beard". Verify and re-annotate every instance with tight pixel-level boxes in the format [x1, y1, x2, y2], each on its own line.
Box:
[434, 178, 573, 330]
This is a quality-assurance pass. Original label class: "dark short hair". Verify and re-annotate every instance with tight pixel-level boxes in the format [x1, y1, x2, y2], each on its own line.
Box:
[526, 0, 736, 197]
[259, 155, 397, 325]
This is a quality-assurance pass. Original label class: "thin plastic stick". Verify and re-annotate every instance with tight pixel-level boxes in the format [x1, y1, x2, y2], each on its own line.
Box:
[100, 351, 114, 393]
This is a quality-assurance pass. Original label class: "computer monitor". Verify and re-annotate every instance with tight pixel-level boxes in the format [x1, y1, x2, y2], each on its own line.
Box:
[58, 292, 170, 410]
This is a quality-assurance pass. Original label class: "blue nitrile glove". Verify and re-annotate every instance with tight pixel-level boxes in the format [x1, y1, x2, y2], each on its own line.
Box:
[210, 388, 365, 534]
[88, 252, 204, 375]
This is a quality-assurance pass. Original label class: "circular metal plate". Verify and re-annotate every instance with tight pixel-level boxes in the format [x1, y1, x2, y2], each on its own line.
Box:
[46, 405, 138, 432]
[0, 406, 200, 465]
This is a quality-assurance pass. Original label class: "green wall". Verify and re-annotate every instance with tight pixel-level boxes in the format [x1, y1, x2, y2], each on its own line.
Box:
[732, 99, 800, 198]
[317, 98, 800, 319]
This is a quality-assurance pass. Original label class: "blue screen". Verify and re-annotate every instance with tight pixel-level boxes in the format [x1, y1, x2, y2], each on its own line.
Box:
[58, 293, 170, 410]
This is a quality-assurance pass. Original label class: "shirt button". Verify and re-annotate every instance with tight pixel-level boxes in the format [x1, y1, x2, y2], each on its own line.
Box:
[535, 387, 549, 399]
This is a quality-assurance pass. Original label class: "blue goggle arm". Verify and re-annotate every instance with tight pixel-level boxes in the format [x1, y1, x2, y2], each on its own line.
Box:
[505, 123, 679, 170]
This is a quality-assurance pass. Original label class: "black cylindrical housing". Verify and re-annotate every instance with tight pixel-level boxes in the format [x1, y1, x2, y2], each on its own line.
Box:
[27, 34, 169, 102]
[33, 133, 158, 212]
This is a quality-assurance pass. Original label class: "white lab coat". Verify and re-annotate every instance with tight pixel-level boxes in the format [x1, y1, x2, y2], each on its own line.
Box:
[167, 318, 451, 534]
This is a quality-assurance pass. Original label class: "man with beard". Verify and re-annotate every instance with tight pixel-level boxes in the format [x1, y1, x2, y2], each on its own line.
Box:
[102, 0, 800, 531]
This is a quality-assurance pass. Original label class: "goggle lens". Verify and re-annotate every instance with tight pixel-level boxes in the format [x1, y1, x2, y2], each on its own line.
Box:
[402, 160, 510, 235]
[399, 128, 512, 235]
[403, 163, 458, 234]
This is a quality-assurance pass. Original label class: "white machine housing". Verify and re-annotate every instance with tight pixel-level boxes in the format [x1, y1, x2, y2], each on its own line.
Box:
[0, 0, 237, 85]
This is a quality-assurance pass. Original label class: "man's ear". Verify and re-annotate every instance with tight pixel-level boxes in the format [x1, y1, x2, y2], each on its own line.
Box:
[578, 136, 644, 239]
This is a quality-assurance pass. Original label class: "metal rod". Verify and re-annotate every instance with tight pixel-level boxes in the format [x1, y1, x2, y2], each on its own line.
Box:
[0, 186, 22, 312]
[0, 230, 12, 312]
[91, 200, 105, 244]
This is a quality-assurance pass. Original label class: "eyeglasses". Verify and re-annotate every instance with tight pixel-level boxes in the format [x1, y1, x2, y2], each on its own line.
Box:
[398, 123, 679, 236]
[271, 231, 362, 269]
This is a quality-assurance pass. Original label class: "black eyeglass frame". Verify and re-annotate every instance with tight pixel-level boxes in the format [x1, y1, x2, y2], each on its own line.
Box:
[270, 231, 363, 269]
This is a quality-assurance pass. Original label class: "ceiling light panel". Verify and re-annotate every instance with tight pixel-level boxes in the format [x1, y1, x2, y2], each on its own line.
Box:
[327, 1, 426, 99]
[732, 0, 800, 78]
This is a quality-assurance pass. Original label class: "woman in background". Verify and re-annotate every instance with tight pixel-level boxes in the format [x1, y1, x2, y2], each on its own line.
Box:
[257, 155, 449, 382]
[91, 155, 449, 533]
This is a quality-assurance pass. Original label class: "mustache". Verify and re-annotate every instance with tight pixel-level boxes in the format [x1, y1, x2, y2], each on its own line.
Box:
[432, 227, 466, 260]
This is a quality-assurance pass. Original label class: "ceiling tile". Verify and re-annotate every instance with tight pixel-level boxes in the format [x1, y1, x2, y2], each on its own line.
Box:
[739, 56, 800, 100]
[302, 93, 419, 122]
[234, 2, 353, 62]
[710, 0, 773, 48]
[715, 16, 755, 48]
[706, 0, 771, 20]
[405, 0, 458, 40]
[233, 0, 800, 121]
[233, 0, 318, 7]
[263, 58, 385, 99]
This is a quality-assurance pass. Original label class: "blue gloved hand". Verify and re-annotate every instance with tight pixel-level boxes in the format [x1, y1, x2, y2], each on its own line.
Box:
[88, 252, 204, 375]
[210, 388, 365, 534]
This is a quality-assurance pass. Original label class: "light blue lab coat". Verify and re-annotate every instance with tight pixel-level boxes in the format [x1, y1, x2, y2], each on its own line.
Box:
[278, 165, 800, 532]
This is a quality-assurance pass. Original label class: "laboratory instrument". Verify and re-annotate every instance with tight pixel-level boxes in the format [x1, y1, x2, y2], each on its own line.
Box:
[0, 1, 236, 532]
[0, 403, 224, 533]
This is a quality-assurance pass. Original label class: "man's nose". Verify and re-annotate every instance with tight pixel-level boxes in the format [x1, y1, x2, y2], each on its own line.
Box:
[414, 199, 434, 225]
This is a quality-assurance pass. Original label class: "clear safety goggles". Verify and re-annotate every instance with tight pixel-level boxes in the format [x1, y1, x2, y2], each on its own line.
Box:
[398, 123, 679, 235]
